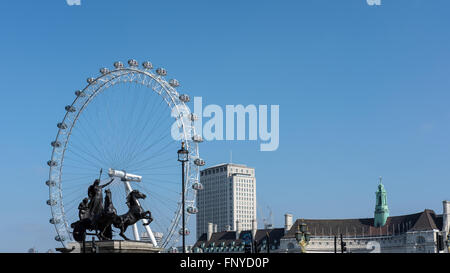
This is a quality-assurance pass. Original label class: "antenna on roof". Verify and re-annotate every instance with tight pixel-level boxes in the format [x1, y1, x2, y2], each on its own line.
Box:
[262, 206, 273, 229]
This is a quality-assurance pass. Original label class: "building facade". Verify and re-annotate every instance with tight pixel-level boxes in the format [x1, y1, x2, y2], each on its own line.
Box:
[196, 163, 256, 239]
[279, 183, 449, 253]
[193, 227, 285, 253]
[280, 208, 447, 253]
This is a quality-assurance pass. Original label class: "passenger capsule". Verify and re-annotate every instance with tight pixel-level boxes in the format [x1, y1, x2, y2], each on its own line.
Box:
[45, 180, 56, 187]
[169, 79, 180, 87]
[51, 141, 61, 148]
[65, 105, 76, 112]
[49, 218, 60, 224]
[179, 228, 190, 236]
[46, 199, 57, 206]
[192, 182, 204, 190]
[87, 77, 96, 84]
[55, 235, 65, 242]
[75, 90, 86, 97]
[187, 206, 198, 214]
[142, 61, 153, 69]
[156, 68, 167, 76]
[179, 94, 190, 103]
[100, 67, 109, 75]
[47, 160, 57, 167]
[128, 59, 138, 67]
[192, 135, 203, 143]
[194, 158, 205, 166]
[114, 61, 124, 69]
[57, 122, 67, 130]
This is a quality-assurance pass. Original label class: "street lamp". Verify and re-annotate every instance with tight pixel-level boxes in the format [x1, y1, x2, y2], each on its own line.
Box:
[295, 220, 311, 253]
[177, 142, 189, 253]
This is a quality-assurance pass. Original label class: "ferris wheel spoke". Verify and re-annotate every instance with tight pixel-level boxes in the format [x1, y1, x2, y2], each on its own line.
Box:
[64, 192, 89, 211]
[63, 183, 90, 197]
[63, 152, 104, 171]
[136, 177, 180, 185]
[114, 84, 152, 165]
[63, 172, 100, 178]
[69, 115, 115, 161]
[146, 203, 175, 231]
[132, 108, 170, 152]
[123, 111, 172, 166]
[139, 173, 180, 177]
[141, 181, 180, 195]
[59, 174, 96, 184]
[130, 165, 179, 174]
[128, 138, 178, 170]
[124, 91, 161, 151]
[129, 154, 178, 169]
[89, 90, 127, 166]
[63, 182, 92, 191]
[136, 189, 178, 226]
[72, 116, 116, 166]
[66, 143, 110, 168]
[139, 195, 173, 224]
[145, 190, 179, 210]
[114, 87, 147, 160]
[122, 102, 168, 163]
[135, 183, 179, 208]
[129, 152, 178, 173]
[61, 164, 100, 173]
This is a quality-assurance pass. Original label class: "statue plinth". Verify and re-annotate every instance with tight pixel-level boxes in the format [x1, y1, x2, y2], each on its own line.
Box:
[56, 240, 163, 253]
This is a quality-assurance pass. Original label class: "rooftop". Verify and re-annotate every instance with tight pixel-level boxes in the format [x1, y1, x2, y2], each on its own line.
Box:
[284, 209, 443, 238]
[202, 163, 249, 170]
[194, 228, 285, 249]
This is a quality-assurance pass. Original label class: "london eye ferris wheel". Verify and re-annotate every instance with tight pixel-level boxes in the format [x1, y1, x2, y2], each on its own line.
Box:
[46, 59, 205, 249]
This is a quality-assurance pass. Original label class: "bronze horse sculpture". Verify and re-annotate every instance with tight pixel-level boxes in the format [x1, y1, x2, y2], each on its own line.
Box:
[112, 190, 153, 240]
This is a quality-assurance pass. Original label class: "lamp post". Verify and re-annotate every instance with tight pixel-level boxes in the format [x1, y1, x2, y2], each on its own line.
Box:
[295, 220, 311, 253]
[177, 142, 189, 253]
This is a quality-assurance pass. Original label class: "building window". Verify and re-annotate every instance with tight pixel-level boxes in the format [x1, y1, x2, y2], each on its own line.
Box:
[416, 236, 426, 244]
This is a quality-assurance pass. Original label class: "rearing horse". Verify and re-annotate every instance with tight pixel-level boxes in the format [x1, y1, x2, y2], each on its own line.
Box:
[112, 189, 153, 240]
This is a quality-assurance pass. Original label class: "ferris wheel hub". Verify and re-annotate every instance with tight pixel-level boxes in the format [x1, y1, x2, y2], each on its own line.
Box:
[108, 168, 142, 182]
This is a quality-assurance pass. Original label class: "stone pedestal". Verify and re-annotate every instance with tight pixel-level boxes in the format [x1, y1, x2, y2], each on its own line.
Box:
[56, 240, 163, 253]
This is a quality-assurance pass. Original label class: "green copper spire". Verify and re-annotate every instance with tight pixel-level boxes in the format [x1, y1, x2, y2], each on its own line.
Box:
[374, 176, 389, 227]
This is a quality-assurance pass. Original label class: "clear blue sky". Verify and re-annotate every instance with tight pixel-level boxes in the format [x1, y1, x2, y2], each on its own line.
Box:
[0, 0, 449, 252]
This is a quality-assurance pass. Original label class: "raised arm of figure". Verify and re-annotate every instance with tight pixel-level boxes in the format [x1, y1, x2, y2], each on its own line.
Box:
[101, 178, 114, 188]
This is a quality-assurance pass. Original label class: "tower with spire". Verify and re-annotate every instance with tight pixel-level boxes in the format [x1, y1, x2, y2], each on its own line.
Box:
[374, 176, 389, 227]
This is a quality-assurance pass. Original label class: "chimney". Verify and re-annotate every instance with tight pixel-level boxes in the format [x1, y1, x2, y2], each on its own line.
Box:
[225, 225, 231, 232]
[252, 219, 257, 239]
[236, 220, 241, 240]
[443, 201, 450, 235]
[214, 224, 218, 233]
[285, 213, 293, 232]
[207, 222, 213, 241]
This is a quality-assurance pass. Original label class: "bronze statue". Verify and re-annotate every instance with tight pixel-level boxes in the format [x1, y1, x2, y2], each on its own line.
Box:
[71, 173, 153, 242]
[78, 198, 89, 220]
[87, 178, 114, 221]
[112, 190, 153, 240]
[95, 189, 116, 240]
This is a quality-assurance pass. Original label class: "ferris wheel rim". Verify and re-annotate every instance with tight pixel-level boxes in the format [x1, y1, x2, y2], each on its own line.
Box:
[46, 61, 201, 249]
